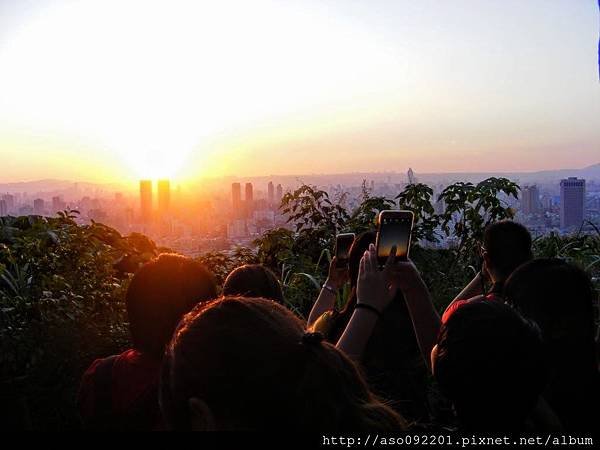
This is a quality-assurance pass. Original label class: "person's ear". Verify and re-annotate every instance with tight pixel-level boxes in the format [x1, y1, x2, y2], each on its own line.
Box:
[188, 397, 216, 431]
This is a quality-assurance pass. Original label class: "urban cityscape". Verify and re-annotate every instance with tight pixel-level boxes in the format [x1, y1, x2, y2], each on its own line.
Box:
[0, 0, 599, 436]
[1, 164, 599, 257]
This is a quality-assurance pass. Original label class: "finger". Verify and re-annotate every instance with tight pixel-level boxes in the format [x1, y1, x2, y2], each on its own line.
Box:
[364, 250, 372, 273]
[368, 244, 378, 270]
[359, 253, 367, 278]
[385, 245, 397, 269]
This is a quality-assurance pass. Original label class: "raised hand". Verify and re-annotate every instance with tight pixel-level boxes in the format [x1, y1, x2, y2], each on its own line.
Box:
[387, 259, 426, 294]
[325, 256, 349, 290]
[356, 243, 397, 313]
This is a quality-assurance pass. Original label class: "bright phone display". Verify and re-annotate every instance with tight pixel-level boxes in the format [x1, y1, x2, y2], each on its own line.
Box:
[376, 210, 414, 265]
[335, 233, 355, 268]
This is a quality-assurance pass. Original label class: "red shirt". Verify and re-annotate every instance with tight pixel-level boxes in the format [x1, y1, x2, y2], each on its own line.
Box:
[78, 349, 163, 430]
[442, 291, 503, 324]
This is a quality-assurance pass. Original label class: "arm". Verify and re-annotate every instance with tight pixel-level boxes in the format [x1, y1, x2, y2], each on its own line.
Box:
[336, 244, 396, 361]
[451, 271, 484, 303]
[402, 272, 440, 371]
[443, 264, 488, 315]
[389, 262, 440, 372]
[307, 256, 348, 327]
[336, 308, 379, 360]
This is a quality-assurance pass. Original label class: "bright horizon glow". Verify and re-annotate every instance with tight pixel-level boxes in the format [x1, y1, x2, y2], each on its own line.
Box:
[0, 0, 598, 183]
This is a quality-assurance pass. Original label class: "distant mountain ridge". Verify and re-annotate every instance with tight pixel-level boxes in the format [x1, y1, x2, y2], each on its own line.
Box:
[1, 163, 599, 194]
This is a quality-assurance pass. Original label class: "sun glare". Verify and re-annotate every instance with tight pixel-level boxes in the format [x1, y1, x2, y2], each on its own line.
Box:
[0, 0, 397, 181]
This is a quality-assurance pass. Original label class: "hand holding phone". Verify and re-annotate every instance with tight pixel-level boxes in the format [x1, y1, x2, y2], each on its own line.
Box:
[334, 233, 355, 268]
[375, 210, 414, 266]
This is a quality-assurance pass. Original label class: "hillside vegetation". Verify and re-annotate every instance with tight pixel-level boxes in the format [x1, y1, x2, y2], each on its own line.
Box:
[1, 179, 598, 429]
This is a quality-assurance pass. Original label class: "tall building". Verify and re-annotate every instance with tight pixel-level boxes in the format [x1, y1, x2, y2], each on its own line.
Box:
[407, 168, 417, 184]
[560, 177, 585, 229]
[139, 180, 153, 223]
[521, 185, 540, 215]
[0, 199, 7, 216]
[540, 194, 553, 210]
[245, 182, 254, 203]
[267, 181, 274, 206]
[52, 196, 65, 212]
[33, 198, 45, 215]
[2, 194, 14, 213]
[231, 182, 242, 213]
[276, 184, 283, 205]
[157, 179, 171, 216]
[245, 182, 254, 217]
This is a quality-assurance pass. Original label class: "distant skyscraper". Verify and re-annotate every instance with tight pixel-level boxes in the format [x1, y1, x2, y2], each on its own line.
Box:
[0, 199, 7, 216]
[407, 168, 417, 184]
[232, 182, 242, 212]
[157, 179, 171, 216]
[276, 184, 283, 205]
[2, 194, 15, 213]
[52, 196, 62, 212]
[245, 182, 254, 217]
[33, 198, 45, 215]
[139, 180, 153, 223]
[521, 185, 540, 215]
[245, 182, 254, 202]
[560, 177, 585, 229]
[267, 181, 274, 205]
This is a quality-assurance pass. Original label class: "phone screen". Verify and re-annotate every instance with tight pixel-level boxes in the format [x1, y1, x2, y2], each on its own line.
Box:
[377, 214, 413, 264]
[335, 233, 355, 267]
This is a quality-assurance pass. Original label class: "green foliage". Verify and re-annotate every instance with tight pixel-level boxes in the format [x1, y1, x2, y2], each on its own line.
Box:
[347, 182, 396, 233]
[196, 246, 258, 288]
[396, 183, 439, 242]
[0, 213, 159, 429]
[1, 176, 598, 430]
[281, 184, 349, 235]
[532, 228, 600, 292]
[438, 177, 519, 263]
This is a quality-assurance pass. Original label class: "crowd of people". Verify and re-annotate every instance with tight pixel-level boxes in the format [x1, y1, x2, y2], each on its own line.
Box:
[77, 221, 600, 432]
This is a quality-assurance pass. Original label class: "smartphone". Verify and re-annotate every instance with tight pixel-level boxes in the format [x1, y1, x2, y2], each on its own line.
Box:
[334, 233, 355, 268]
[376, 210, 414, 265]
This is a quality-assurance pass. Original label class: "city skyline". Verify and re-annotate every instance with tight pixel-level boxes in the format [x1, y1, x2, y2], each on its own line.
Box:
[0, 1, 599, 183]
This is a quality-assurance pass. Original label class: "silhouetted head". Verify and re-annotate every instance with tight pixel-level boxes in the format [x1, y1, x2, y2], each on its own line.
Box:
[222, 264, 284, 304]
[482, 221, 533, 282]
[160, 296, 405, 431]
[504, 258, 600, 430]
[432, 299, 545, 431]
[126, 254, 218, 358]
[504, 258, 597, 346]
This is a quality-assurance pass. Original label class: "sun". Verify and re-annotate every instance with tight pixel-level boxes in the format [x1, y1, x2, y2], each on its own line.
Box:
[0, 0, 398, 182]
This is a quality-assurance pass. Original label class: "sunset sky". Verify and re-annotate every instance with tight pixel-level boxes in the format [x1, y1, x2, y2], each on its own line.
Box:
[0, 0, 598, 184]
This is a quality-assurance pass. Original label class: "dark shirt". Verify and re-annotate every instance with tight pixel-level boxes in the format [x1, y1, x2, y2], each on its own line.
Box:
[78, 349, 163, 431]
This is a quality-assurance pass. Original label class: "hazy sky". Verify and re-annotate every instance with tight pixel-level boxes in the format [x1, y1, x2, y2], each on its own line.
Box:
[0, 0, 598, 183]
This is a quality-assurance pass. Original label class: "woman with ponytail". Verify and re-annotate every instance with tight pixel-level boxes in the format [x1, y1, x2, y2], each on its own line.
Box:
[160, 296, 405, 431]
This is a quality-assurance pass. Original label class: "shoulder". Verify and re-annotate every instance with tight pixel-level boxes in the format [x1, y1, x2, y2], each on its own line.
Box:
[78, 353, 121, 419]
